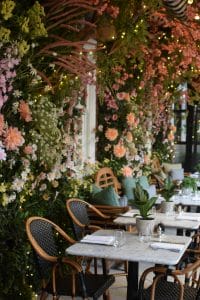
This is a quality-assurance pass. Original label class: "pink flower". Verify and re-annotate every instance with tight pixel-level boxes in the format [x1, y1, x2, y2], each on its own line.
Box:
[116, 92, 130, 101]
[167, 131, 175, 141]
[116, 92, 125, 100]
[4, 127, 24, 150]
[126, 131, 133, 142]
[18, 100, 32, 122]
[112, 114, 118, 121]
[113, 144, 126, 158]
[24, 145, 33, 155]
[126, 113, 139, 127]
[122, 166, 133, 177]
[169, 125, 176, 132]
[112, 84, 119, 90]
[105, 128, 118, 141]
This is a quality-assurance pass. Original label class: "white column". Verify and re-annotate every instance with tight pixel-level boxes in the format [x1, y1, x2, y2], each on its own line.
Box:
[82, 39, 97, 163]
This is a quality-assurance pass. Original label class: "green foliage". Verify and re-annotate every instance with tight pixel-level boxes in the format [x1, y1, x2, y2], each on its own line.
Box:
[160, 178, 176, 201]
[181, 176, 197, 191]
[195, 163, 200, 173]
[0, 203, 33, 299]
[131, 183, 157, 219]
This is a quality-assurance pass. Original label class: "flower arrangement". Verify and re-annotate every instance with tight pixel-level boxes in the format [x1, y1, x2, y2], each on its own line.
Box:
[96, 0, 200, 169]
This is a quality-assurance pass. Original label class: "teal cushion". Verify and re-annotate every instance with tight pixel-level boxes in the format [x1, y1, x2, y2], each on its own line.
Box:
[91, 186, 120, 206]
[121, 177, 137, 200]
[138, 176, 149, 190]
[92, 184, 102, 195]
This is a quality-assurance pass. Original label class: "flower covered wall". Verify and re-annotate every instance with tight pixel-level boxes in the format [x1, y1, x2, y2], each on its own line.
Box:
[0, 0, 200, 298]
[95, 0, 200, 175]
[0, 0, 104, 297]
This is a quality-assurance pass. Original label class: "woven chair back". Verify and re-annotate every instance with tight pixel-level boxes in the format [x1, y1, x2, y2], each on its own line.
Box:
[67, 199, 90, 240]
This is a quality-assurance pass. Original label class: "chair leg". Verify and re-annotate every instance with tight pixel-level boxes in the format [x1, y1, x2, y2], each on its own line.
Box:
[103, 289, 111, 300]
[94, 257, 98, 274]
[40, 291, 48, 300]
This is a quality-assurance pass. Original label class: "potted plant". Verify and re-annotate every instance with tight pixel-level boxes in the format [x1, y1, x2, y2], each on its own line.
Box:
[181, 176, 197, 195]
[131, 183, 157, 236]
[160, 178, 176, 213]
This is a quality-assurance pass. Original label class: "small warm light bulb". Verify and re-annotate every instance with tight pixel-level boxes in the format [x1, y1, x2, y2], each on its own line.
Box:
[194, 15, 200, 20]
[187, 0, 193, 4]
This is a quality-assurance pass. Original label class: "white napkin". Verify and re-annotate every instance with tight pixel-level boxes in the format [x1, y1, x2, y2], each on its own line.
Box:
[150, 242, 184, 252]
[80, 235, 115, 245]
[121, 211, 135, 217]
[176, 215, 200, 221]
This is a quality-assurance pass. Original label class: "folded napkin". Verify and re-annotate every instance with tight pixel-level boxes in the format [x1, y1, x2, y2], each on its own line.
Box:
[150, 242, 184, 252]
[176, 215, 200, 221]
[80, 235, 115, 245]
[121, 211, 135, 217]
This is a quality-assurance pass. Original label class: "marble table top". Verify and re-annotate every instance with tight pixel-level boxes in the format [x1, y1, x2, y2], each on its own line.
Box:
[66, 229, 191, 266]
[114, 210, 200, 230]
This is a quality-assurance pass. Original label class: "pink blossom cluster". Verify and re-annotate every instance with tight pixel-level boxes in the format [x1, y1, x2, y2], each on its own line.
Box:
[0, 49, 20, 110]
[104, 90, 119, 111]
[0, 113, 24, 161]
[111, 65, 133, 91]
[97, 2, 119, 18]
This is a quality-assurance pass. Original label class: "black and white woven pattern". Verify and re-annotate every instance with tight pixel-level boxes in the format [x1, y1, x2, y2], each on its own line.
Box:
[30, 219, 58, 279]
[68, 200, 90, 240]
[163, 0, 188, 20]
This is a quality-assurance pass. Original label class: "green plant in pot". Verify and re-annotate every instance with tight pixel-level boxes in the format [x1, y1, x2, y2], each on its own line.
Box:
[181, 176, 197, 195]
[131, 183, 157, 236]
[160, 178, 176, 213]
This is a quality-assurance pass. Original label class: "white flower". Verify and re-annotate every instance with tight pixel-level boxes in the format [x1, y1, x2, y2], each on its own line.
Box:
[49, 63, 55, 69]
[39, 183, 47, 191]
[8, 193, 16, 202]
[13, 90, 22, 98]
[21, 171, 29, 180]
[12, 102, 19, 113]
[47, 172, 55, 182]
[60, 163, 67, 173]
[98, 125, 103, 132]
[0, 147, 7, 161]
[11, 178, 25, 192]
[134, 155, 141, 161]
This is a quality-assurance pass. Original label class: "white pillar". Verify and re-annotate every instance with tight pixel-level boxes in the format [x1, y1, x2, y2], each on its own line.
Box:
[82, 39, 97, 163]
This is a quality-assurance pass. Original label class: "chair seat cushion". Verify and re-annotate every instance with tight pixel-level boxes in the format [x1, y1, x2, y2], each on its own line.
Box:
[45, 272, 115, 298]
[91, 185, 120, 206]
[143, 280, 198, 300]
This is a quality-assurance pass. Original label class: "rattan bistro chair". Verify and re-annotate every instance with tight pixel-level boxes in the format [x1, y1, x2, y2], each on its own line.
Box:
[187, 233, 200, 259]
[26, 216, 115, 300]
[138, 259, 200, 300]
[66, 198, 128, 277]
[66, 198, 111, 274]
[95, 167, 122, 194]
[66, 198, 110, 241]
[90, 167, 129, 229]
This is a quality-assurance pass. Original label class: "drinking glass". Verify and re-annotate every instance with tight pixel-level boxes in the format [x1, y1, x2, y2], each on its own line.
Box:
[151, 206, 157, 218]
[113, 230, 126, 247]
